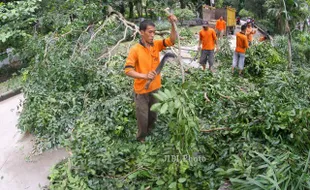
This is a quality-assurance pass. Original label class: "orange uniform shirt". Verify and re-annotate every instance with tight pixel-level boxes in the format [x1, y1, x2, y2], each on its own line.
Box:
[235, 32, 249, 53]
[216, 20, 226, 31]
[246, 26, 256, 42]
[199, 28, 217, 50]
[125, 38, 173, 94]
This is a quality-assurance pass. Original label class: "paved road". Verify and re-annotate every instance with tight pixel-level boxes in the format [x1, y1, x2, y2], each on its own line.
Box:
[0, 94, 68, 190]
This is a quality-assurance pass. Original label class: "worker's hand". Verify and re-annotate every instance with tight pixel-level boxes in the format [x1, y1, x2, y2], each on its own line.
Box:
[197, 46, 201, 51]
[168, 14, 177, 23]
[146, 71, 157, 80]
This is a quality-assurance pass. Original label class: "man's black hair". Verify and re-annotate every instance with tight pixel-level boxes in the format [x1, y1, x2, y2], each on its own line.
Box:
[241, 24, 247, 31]
[139, 20, 155, 31]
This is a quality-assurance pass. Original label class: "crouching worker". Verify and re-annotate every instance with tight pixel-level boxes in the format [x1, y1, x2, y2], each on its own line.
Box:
[232, 24, 249, 77]
[124, 16, 177, 143]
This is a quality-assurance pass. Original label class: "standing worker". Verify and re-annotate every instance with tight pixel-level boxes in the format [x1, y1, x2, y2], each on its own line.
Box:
[124, 16, 177, 143]
[198, 21, 217, 71]
[232, 24, 249, 76]
[215, 16, 226, 38]
[246, 22, 256, 46]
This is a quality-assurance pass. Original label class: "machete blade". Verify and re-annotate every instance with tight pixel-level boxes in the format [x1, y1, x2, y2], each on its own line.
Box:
[144, 52, 176, 90]
[155, 52, 176, 74]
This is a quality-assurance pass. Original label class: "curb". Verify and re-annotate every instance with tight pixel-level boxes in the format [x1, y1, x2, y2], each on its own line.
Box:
[0, 87, 22, 102]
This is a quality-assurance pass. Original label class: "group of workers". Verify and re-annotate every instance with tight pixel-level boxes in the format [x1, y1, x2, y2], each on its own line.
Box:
[124, 14, 266, 142]
[200, 17, 262, 76]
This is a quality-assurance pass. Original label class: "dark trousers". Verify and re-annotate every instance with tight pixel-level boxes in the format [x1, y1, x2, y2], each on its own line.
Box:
[134, 90, 158, 140]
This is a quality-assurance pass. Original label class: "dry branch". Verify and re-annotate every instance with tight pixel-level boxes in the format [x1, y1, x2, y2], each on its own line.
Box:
[96, 6, 140, 61]
[218, 93, 230, 99]
[204, 92, 211, 102]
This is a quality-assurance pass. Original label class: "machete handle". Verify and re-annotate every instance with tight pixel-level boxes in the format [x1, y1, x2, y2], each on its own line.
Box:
[144, 79, 152, 90]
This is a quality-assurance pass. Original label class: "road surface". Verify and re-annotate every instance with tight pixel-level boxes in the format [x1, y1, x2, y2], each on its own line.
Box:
[0, 94, 68, 190]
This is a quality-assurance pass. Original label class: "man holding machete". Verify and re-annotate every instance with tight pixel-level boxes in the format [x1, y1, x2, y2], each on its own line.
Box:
[124, 15, 177, 143]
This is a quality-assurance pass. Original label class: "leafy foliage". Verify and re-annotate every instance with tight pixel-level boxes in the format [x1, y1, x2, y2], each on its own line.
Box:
[0, 0, 41, 50]
[8, 1, 310, 189]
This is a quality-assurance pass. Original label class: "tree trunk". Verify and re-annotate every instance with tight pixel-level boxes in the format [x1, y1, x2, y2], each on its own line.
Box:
[129, 2, 134, 18]
[180, 0, 186, 8]
[119, 2, 125, 16]
[286, 21, 292, 70]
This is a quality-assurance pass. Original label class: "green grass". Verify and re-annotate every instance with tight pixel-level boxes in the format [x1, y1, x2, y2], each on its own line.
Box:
[0, 75, 22, 94]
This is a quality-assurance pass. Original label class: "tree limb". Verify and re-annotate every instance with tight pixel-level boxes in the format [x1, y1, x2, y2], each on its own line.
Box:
[164, 8, 185, 83]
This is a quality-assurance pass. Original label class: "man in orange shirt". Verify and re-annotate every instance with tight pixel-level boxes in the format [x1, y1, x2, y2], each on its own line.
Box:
[124, 16, 177, 143]
[232, 24, 249, 76]
[246, 22, 256, 46]
[198, 21, 217, 71]
[215, 16, 226, 38]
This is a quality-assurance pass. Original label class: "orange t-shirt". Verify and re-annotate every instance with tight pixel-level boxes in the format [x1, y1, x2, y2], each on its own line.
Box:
[125, 38, 173, 94]
[235, 32, 249, 53]
[216, 19, 226, 31]
[199, 28, 217, 50]
[246, 26, 256, 42]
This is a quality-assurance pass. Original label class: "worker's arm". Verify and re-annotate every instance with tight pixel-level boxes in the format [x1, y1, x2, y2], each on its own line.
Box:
[126, 70, 156, 80]
[244, 38, 249, 49]
[168, 15, 177, 44]
[198, 31, 202, 50]
[213, 30, 218, 51]
[125, 48, 157, 80]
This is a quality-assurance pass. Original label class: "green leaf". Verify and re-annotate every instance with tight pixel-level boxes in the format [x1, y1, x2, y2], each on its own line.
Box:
[160, 103, 168, 114]
[153, 93, 164, 101]
[158, 91, 168, 100]
[151, 103, 162, 112]
[178, 178, 186, 183]
[128, 172, 138, 180]
[175, 99, 181, 109]
[156, 180, 165, 185]
[164, 89, 172, 98]
[169, 182, 177, 189]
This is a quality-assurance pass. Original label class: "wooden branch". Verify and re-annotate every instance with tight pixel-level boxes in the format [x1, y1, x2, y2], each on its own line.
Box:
[204, 92, 211, 102]
[164, 7, 185, 83]
[200, 127, 231, 133]
[70, 25, 92, 61]
[97, 7, 140, 61]
[121, 166, 145, 181]
[155, 30, 170, 36]
[98, 25, 129, 63]
[218, 92, 230, 99]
